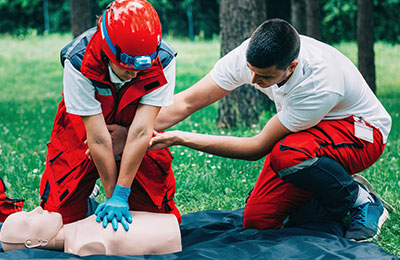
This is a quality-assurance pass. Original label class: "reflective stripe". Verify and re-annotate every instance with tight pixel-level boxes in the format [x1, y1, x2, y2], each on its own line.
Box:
[277, 157, 319, 178]
[95, 87, 112, 96]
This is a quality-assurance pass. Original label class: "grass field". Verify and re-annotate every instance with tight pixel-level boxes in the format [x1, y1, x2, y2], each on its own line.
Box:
[0, 34, 399, 256]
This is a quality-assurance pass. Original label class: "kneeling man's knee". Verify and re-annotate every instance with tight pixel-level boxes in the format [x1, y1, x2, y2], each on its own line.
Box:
[243, 200, 286, 230]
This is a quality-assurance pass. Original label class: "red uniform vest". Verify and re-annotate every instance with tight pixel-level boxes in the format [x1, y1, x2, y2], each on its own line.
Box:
[0, 177, 24, 222]
[40, 29, 176, 211]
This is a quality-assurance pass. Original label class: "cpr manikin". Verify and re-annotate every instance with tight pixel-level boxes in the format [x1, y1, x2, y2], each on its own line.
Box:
[0, 206, 182, 256]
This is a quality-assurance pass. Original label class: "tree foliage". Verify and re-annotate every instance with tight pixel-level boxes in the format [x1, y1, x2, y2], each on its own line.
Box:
[0, 0, 399, 43]
[0, 0, 219, 38]
[148, 0, 219, 39]
[321, 0, 400, 43]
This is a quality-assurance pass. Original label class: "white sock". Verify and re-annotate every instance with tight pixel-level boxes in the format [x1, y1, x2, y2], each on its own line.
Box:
[352, 184, 374, 208]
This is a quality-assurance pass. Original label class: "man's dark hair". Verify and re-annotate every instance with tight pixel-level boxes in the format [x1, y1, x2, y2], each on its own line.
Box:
[246, 19, 300, 70]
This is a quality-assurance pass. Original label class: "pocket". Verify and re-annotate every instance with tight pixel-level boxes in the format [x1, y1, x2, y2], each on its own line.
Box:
[141, 149, 173, 183]
[46, 132, 87, 188]
[277, 120, 365, 160]
[147, 148, 174, 175]
[135, 149, 174, 206]
[312, 120, 365, 149]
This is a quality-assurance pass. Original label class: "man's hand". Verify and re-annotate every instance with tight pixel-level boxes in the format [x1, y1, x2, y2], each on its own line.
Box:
[85, 124, 128, 158]
[95, 184, 132, 231]
[149, 130, 180, 150]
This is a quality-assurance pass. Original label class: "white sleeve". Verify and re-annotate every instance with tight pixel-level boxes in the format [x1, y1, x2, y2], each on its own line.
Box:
[63, 60, 102, 116]
[139, 58, 176, 107]
[210, 39, 252, 91]
[278, 90, 343, 132]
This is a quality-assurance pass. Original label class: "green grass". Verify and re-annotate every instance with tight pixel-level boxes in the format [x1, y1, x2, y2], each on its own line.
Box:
[0, 34, 399, 256]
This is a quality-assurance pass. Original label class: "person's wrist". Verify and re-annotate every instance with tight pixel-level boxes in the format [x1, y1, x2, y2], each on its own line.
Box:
[111, 184, 131, 201]
[105, 184, 115, 199]
[173, 131, 184, 146]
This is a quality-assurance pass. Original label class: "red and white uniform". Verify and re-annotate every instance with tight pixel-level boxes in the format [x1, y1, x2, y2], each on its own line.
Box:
[210, 35, 392, 229]
[40, 28, 180, 224]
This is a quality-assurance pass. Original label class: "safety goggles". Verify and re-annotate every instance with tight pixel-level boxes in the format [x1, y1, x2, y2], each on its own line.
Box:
[101, 9, 161, 70]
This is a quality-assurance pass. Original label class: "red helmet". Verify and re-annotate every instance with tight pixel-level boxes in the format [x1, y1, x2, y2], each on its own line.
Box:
[100, 0, 162, 71]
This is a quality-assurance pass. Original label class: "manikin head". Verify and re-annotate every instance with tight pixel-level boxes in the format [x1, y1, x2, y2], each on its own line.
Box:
[0, 206, 63, 251]
[246, 18, 300, 88]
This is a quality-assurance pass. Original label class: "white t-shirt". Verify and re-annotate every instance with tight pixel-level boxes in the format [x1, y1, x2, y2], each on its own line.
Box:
[210, 36, 392, 143]
[63, 58, 176, 116]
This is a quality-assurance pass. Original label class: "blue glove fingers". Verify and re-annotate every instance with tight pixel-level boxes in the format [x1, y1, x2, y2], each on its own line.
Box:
[94, 203, 105, 218]
[96, 208, 107, 222]
[96, 184, 131, 229]
[121, 216, 130, 231]
[123, 210, 133, 223]
[107, 209, 117, 221]
[102, 215, 109, 228]
[112, 217, 119, 231]
[115, 210, 123, 222]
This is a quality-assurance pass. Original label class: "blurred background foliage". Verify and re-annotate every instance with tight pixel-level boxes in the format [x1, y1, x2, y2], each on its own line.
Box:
[0, 0, 219, 39]
[0, 0, 399, 43]
[321, 0, 400, 43]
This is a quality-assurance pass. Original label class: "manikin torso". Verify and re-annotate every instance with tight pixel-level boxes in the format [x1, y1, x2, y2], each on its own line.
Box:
[61, 212, 181, 256]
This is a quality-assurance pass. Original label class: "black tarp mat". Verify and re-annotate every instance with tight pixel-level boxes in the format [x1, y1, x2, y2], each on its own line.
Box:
[0, 209, 397, 259]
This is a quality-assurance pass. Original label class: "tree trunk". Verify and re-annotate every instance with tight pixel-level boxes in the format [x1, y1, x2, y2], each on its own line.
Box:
[305, 0, 321, 40]
[43, 0, 50, 34]
[267, 0, 291, 21]
[70, 0, 92, 38]
[218, 0, 272, 128]
[291, 0, 307, 34]
[357, 0, 376, 93]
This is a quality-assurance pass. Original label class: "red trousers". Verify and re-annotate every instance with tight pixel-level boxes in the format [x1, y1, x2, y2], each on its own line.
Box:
[243, 116, 385, 229]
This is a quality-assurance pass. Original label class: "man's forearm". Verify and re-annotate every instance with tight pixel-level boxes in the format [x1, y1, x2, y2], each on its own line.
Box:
[172, 131, 268, 161]
[151, 114, 291, 161]
[155, 73, 231, 131]
[155, 94, 192, 132]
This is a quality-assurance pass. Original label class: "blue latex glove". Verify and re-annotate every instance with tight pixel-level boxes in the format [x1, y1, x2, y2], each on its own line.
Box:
[95, 184, 132, 231]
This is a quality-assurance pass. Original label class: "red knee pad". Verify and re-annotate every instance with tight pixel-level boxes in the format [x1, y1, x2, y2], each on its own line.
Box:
[270, 133, 315, 173]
